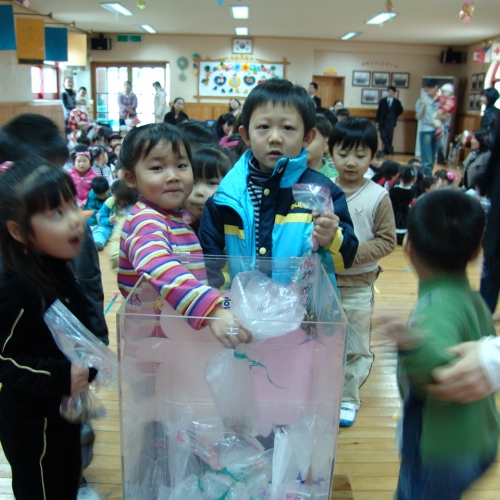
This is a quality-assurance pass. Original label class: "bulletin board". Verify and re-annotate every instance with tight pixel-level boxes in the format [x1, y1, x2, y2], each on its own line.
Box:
[196, 57, 288, 100]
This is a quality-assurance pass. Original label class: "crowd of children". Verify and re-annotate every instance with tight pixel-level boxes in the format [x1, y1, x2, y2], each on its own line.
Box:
[0, 77, 497, 500]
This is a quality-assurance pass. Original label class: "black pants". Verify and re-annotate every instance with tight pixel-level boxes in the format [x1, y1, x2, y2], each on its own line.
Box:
[0, 388, 82, 500]
[379, 122, 395, 155]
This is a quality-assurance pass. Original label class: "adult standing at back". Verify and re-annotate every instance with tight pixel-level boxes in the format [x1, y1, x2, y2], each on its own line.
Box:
[376, 86, 403, 156]
[61, 77, 76, 133]
[308, 82, 321, 108]
[416, 78, 440, 176]
[480, 87, 499, 146]
[163, 97, 189, 125]
[153, 81, 167, 123]
[117, 81, 138, 127]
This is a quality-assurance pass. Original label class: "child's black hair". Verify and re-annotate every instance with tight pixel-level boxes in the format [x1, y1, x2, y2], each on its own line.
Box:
[90, 145, 107, 163]
[91, 176, 109, 195]
[481, 87, 500, 106]
[241, 79, 316, 134]
[375, 151, 386, 160]
[316, 108, 338, 128]
[314, 115, 333, 139]
[0, 157, 78, 300]
[381, 160, 401, 179]
[336, 108, 350, 118]
[328, 117, 378, 157]
[110, 179, 138, 209]
[309, 82, 318, 91]
[408, 157, 422, 166]
[0, 114, 69, 166]
[170, 97, 184, 113]
[398, 165, 416, 185]
[422, 176, 437, 192]
[109, 134, 122, 145]
[178, 121, 218, 149]
[71, 147, 91, 163]
[435, 169, 456, 186]
[471, 129, 491, 152]
[77, 136, 91, 147]
[120, 123, 192, 174]
[215, 113, 237, 139]
[191, 145, 232, 181]
[407, 189, 485, 271]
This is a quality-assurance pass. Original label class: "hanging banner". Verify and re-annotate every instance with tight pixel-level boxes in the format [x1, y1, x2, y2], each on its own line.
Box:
[472, 49, 485, 64]
[16, 17, 45, 63]
[0, 5, 17, 51]
[45, 27, 68, 62]
[68, 33, 87, 68]
[491, 42, 500, 62]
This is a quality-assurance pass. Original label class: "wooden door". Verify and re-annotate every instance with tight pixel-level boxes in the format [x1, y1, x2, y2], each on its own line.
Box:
[312, 76, 345, 109]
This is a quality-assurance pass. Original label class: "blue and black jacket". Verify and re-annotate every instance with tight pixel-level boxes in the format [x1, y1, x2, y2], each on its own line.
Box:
[198, 149, 358, 289]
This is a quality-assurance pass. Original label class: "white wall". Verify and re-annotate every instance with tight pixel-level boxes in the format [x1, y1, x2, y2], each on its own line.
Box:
[0, 51, 32, 102]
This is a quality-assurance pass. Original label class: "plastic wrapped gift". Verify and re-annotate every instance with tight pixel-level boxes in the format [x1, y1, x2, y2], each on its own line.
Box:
[117, 255, 347, 499]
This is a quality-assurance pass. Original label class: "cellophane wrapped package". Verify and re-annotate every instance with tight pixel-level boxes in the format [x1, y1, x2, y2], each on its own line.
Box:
[44, 299, 118, 422]
[230, 270, 306, 341]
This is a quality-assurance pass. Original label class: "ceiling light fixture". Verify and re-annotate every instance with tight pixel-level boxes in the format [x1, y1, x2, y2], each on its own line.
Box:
[232, 6, 249, 19]
[135, 24, 156, 33]
[341, 31, 362, 40]
[100, 3, 133, 16]
[366, 12, 397, 25]
[235, 26, 248, 36]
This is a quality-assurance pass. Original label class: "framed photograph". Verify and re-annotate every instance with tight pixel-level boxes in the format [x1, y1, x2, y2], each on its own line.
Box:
[391, 72, 410, 88]
[468, 93, 475, 110]
[352, 71, 371, 86]
[474, 93, 482, 110]
[232, 38, 253, 54]
[372, 72, 390, 87]
[361, 88, 380, 105]
[477, 73, 485, 91]
[380, 89, 399, 100]
[471, 74, 478, 91]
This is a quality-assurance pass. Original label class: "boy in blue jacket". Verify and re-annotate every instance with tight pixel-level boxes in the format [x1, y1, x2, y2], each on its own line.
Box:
[198, 79, 358, 288]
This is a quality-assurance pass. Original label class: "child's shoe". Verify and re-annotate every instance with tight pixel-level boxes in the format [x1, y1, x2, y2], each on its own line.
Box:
[339, 402, 357, 427]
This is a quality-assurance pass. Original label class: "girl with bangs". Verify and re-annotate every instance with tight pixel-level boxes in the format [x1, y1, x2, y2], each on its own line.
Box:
[0, 158, 94, 499]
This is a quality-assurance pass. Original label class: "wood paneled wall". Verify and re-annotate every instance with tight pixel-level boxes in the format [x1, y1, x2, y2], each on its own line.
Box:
[183, 103, 230, 121]
[456, 113, 481, 133]
[0, 101, 65, 135]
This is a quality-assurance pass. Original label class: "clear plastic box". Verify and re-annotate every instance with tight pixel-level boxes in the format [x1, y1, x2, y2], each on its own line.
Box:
[117, 255, 348, 500]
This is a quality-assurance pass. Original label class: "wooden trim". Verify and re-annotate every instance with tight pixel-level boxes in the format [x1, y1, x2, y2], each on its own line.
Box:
[0, 101, 65, 134]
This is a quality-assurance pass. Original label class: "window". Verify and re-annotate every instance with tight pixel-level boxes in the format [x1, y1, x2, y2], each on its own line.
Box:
[92, 62, 170, 129]
[30, 64, 59, 99]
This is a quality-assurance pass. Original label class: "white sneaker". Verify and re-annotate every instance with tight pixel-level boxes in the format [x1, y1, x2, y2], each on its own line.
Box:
[77, 484, 101, 500]
[339, 402, 357, 427]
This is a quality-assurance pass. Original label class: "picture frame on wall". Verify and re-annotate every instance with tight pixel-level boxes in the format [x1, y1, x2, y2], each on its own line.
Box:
[391, 72, 409, 88]
[477, 73, 485, 91]
[353, 71, 371, 86]
[474, 93, 482, 110]
[232, 38, 253, 54]
[468, 93, 475, 110]
[381, 89, 399, 100]
[361, 88, 379, 105]
[471, 74, 478, 91]
[372, 72, 390, 87]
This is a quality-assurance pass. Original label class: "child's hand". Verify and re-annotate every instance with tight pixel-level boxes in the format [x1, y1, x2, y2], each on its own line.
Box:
[312, 210, 338, 248]
[109, 215, 117, 224]
[207, 307, 252, 348]
[372, 314, 426, 351]
[70, 364, 90, 396]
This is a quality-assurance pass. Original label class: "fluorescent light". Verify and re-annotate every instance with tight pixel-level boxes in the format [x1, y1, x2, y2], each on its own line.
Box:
[366, 12, 397, 25]
[100, 3, 133, 16]
[235, 27, 248, 36]
[341, 31, 361, 40]
[136, 24, 156, 33]
[232, 6, 249, 19]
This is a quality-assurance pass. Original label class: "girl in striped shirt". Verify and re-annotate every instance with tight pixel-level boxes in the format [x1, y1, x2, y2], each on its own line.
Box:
[118, 123, 250, 347]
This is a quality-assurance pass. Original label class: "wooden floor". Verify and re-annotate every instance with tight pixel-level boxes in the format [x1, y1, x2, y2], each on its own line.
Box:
[1, 159, 499, 499]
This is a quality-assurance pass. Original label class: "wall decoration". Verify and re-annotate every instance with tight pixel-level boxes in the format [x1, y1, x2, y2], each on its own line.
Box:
[323, 67, 337, 76]
[372, 72, 390, 87]
[459, 1, 474, 26]
[192, 53, 199, 76]
[474, 93, 482, 110]
[137, 0, 146, 8]
[380, 89, 399, 100]
[177, 56, 188, 82]
[470, 74, 478, 91]
[468, 93, 475, 110]
[196, 57, 286, 99]
[361, 88, 379, 105]
[391, 72, 409, 88]
[476, 73, 485, 91]
[232, 38, 253, 54]
[352, 71, 370, 86]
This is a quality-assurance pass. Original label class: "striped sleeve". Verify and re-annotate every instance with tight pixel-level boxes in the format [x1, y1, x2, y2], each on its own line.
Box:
[123, 209, 222, 330]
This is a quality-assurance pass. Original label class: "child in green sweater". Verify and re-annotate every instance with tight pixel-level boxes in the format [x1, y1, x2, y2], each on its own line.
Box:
[386, 189, 500, 500]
